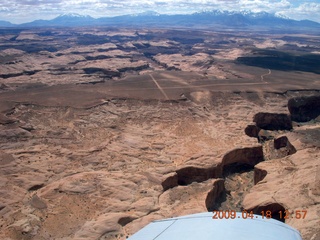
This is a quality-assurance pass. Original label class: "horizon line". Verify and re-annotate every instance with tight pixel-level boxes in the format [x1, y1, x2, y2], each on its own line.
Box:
[1, 10, 320, 26]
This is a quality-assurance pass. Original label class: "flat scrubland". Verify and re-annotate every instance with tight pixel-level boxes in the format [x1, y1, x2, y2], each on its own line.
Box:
[0, 27, 319, 240]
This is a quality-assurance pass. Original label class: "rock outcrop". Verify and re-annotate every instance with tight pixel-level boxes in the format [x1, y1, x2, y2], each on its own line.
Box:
[288, 95, 320, 122]
[244, 124, 260, 138]
[161, 172, 178, 191]
[263, 135, 297, 160]
[253, 112, 292, 130]
[0, 89, 319, 240]
[254, 166, 268, 184]
[205, 179, 225, 211]
[175, 166, 221, 186]
[222, 146, 264, 168]
[243, 135, 320, 240]
[274, 136, 297, 153]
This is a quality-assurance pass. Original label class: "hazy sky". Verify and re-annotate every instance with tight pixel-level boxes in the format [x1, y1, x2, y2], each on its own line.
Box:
[0, 0, 320, 24]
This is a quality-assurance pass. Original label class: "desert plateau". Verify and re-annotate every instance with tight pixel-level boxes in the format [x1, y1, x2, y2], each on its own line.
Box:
[0, 26, 319, 240]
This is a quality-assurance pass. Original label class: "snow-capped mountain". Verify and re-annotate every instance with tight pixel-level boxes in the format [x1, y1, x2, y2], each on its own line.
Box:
[194, 10, 290, 19]
[274, 12, 292, 20]
[190, 10, 311, 28]
[132, 11, 160, 17]
[51, 13, 95, 24]
[58, 13, 91, 18]
[55, 13, 94, 19]
[1, 10, 319, 30]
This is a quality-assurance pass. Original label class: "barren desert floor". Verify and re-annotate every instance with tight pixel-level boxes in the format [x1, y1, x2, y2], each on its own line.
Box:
[0, 27, 319, 240]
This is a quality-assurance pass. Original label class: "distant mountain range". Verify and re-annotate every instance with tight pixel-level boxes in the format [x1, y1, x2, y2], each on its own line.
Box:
[1, 11, 320, 30]
[0, 20, 16, 27]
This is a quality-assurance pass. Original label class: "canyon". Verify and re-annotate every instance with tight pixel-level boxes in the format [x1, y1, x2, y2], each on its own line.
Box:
[0, 27, 319, 240]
